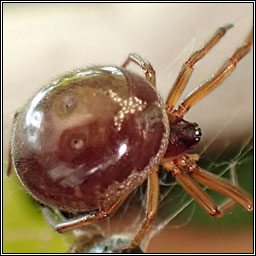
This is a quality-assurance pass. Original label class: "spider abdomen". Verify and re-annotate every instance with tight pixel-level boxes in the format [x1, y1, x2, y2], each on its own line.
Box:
[12, 66, 169, 213]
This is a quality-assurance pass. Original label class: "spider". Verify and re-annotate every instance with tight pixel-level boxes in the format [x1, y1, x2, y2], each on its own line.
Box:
[7, 24, 253, 252]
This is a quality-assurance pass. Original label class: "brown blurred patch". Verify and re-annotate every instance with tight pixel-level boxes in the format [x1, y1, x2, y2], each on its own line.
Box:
[148, 226, 253, 253]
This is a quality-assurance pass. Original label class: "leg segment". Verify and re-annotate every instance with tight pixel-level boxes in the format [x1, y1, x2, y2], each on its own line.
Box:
[163, 154, 253, 218]
[180, 156, 253, 212]
[166, 24, 233, 113]
[7, 146, 13, 176]
[162, 161, 221, 217]
[122, 53, 156, 86]
[174, 27, 253, 117]
[7, 111, 21, 176]
[118, 167, 159, 251]
[55, 194, 129, 233]
[216, 165, 237, 214]
[42, 207, 68, 229]
[174, 155, 253, 213]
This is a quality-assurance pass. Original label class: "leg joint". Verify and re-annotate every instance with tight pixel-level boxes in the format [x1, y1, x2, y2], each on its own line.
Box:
[146, 211, 156, 220]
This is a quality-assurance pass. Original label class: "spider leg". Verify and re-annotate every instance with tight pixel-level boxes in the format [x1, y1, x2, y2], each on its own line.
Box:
[7, 111, 21, 176]
[175, 155, 253, 213]
[217, 164, 237, 214]
[173, 27, 253, 118]
[186, 153, 200, 161]
[42, 207, 64, 229]
[162, 160, 221, 217]
[55, 193, 129, 233]
[7, 146, 13, 176]
[42, 207, 68, 229]
[115, 167, 159, 252]
[122, 53, 156, 86]
[166, 24, 233, 112]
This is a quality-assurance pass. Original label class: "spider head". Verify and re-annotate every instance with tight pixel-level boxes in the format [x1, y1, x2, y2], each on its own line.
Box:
[163, 115, 202, 159]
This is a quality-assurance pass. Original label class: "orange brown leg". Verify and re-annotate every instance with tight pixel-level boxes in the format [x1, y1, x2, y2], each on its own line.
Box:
[217, 165, 237, 214]
[173, 27, 253, 118]
[116, 167, 159, 251]
[178, 155, 253, 212]
[7, 111, 21, 176]
[162, 160, 222, 217]
[166, 24, 233, 113]
[7, 146, 13, 176]
[54, 193, 130, 233]
[163, 155, 253, 218]
[122, 53, 156, 86]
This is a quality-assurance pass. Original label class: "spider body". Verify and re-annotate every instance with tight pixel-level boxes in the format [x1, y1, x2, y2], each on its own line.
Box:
[7, 25, 253, 252]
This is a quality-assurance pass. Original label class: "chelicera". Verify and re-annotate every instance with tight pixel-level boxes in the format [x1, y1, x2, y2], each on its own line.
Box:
[7, 25, 253, 251]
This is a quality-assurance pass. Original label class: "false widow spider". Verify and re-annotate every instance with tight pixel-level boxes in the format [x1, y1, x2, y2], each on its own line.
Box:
[7, 24, 253, 252]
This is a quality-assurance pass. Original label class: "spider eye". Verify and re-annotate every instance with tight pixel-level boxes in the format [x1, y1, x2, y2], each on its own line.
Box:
[194, 124, 202, 141]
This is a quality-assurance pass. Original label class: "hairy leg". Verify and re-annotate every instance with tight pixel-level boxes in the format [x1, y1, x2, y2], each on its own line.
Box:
[166, 24, 233, 112]
[122, 53, 156, 86]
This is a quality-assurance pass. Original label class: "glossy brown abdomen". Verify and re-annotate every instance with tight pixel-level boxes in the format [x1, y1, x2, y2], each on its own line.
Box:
[12, 66, 169, 213]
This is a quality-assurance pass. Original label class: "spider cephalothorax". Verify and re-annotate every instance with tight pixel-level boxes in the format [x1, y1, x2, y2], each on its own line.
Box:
[164, 114, 202, 159]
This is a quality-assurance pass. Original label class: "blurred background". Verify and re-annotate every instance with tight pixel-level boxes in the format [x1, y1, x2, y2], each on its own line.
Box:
[3, 3, 253, 253]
